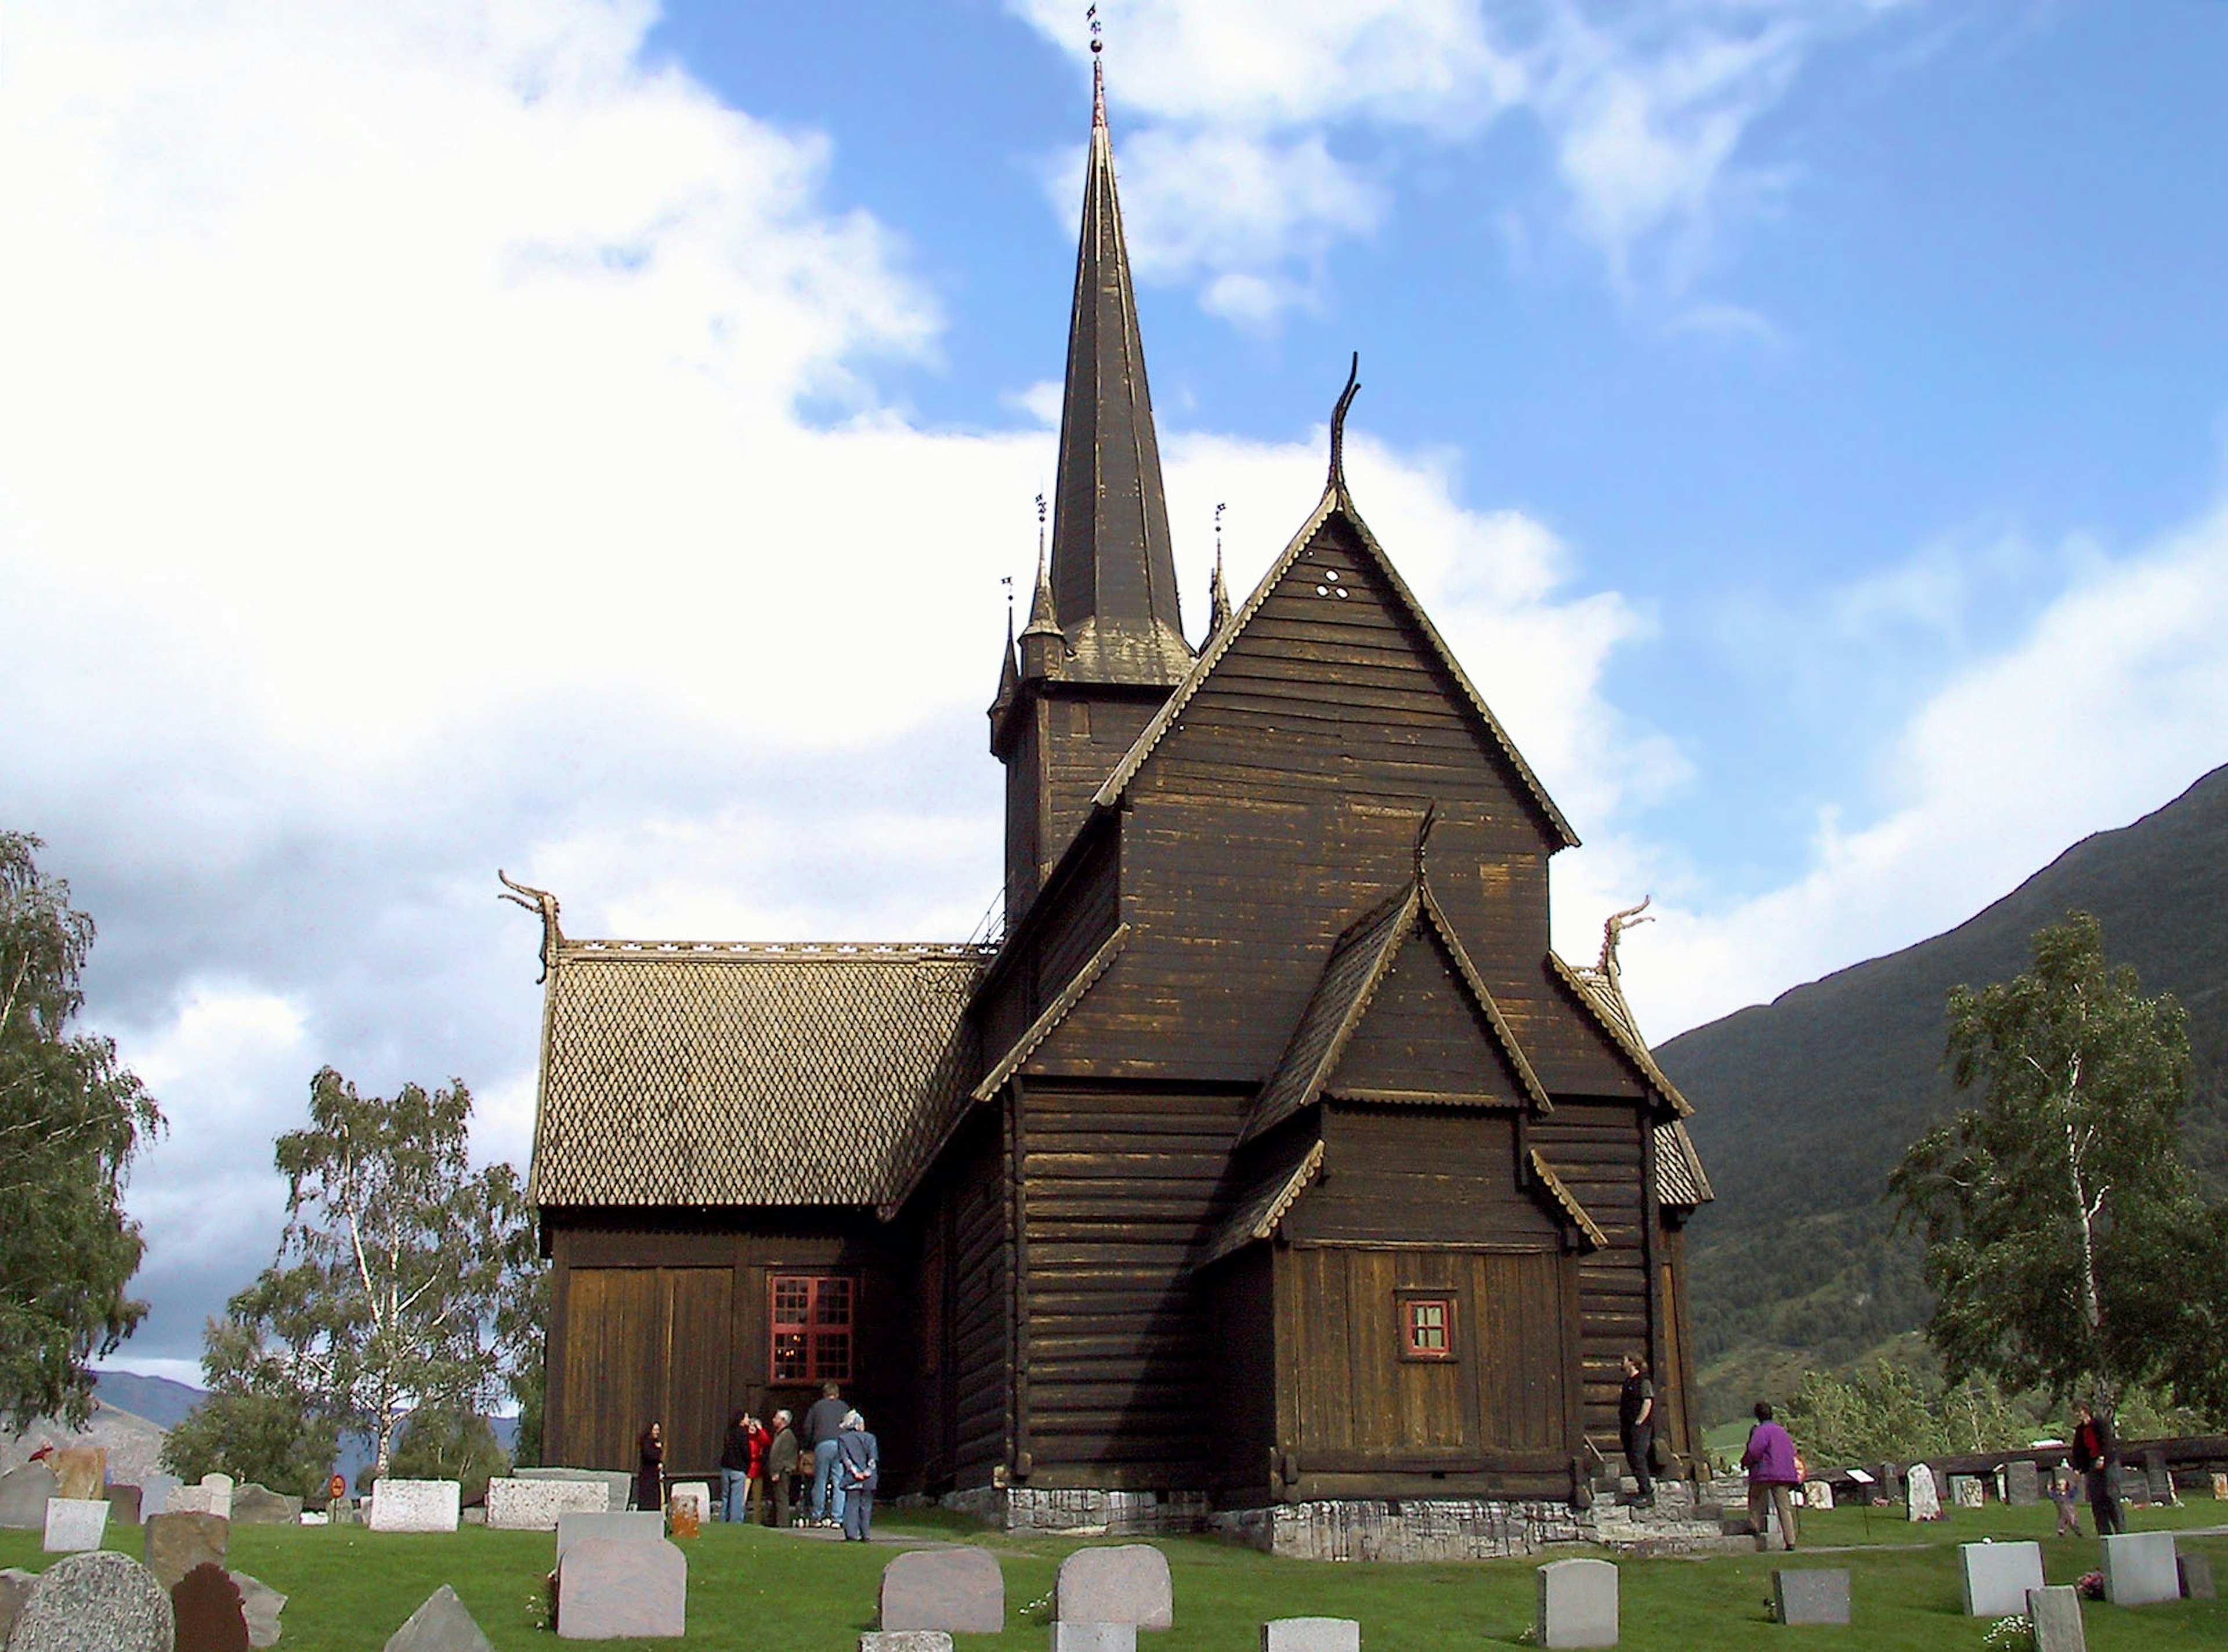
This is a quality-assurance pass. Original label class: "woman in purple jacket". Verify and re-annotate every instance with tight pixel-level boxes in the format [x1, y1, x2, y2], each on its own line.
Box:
[1742, 1401, 1800, 1551]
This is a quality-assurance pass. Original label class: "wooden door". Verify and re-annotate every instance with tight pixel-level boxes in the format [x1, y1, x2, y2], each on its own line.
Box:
[559, 1266, 734, 1479]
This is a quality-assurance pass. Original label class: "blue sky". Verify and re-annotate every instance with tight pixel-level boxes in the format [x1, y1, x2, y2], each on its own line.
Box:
[3, 1, 2226, 1380]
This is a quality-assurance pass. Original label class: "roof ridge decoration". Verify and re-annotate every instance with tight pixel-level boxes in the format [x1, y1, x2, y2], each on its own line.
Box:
[559, 938, 994, 962]
[498, 870, 562, 983]
[1528, 1147, 1608, 1250]
[1088, 370, 1578, 849]
[1549, 949, 1694, 1118]
[971, 920, 1132, 1102]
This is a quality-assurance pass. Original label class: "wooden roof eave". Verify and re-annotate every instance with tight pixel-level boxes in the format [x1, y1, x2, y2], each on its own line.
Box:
[1529, 1147, 1609, 1251]
[1089, 481, 1579, 851]
[972, 921, 1132, 1103]
[1547, 950, 1694, 1118]
[1195, 1136, 1327, 1269]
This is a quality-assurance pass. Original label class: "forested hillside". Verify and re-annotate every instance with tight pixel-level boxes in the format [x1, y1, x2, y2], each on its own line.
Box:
[1656, 764, 2228, 1423]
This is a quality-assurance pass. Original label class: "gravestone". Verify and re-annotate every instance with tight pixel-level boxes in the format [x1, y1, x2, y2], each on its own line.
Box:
[1050, 1628, 1136, 1652]
[555, 1509, 667, 1561]
[2003, 1461, 2040, 1506]
[367, 1479, 461, 1533]
[140, 1473, 182, 1516]
[861, 1636, 952, 1652]
[2212, 1472, 2228, 1501]
[2100, 1531, 2178, 1606]
[385, 1584, 494, 1652]
[556, 1534, 686, 1639]
[0, 1569, 37, 1644]
[1873, 1463, 1901, 1503]
[1535, 1557, 1618, 1649]
[2026, 1586, 2085, 1652]
[1260, 1619, 1360, 1652]
[43, 1497, 111, 1552]
[1905, 1463, 1940, 1520]
[516, 1467, 630, 1513]
[173, 1561, 250, 1652]
[201, 1474, 236, 1519]
[1950, 1476, 1986, 1509]
[231, 1572, 287, 1649]
[1959, 1541, 2043, 1617]
[667, 1481, 711, 1525]
[49, 1447, 106, 1503]
[169, 1484, 230, 1518]
[230, 1484, 302, 1526]
[2179, 1552, 2215, 1600]
[1801, 1481, 1833, 1510]
[6, 1549, 173, 1652]
[144, 1510, 231, 1591]
[487, 1477, 608, 1531]
[107, 1484, 144, 1525]
[1054, 1546, 1173, 1630]
[879, 1548, 1004, 1634]
[0, 1464, 61, 1528]
[1772, 1570, 1850, 1627]
[2142, 1450, 2172, 1504]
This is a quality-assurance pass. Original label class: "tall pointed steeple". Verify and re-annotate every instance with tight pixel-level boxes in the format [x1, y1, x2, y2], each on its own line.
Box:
[1047, 57, 1193, 685]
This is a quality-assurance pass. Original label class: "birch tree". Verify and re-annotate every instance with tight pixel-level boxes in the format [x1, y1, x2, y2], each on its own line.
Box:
[1890, 912, 2202, 1408]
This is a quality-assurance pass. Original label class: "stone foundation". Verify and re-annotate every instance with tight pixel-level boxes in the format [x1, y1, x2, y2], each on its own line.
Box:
[941, 1485, 1214, 1537]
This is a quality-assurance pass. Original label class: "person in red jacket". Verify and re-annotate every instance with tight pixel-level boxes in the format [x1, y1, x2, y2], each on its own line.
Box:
[1742, 1400, 1801, 1552]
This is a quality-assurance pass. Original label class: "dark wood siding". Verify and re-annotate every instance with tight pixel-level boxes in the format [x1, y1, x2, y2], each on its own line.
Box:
[1283, 1108, 1561, 1248]
[1530, 1103, 1653, 1443]
[946, 1113, 1010, 1485]
[1323, 928, 1528, 1103]
[1211, 1245, 1276, 1502]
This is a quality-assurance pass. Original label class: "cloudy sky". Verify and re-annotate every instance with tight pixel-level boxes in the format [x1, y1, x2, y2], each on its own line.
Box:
[6, 1, 2226, 1382]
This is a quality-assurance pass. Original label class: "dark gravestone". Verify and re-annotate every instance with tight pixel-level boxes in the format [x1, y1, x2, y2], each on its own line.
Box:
[2003, 1461, 2039, 1506]
[1773, 1569, 1851, 1626]
[230, 1484, 303, 1526]
[2178, 1552, 2215, 1600]
[107, 1483, 145, 1524]
[173, 1562, 251, 1652]
[879, 1548, 1004, 1633]
[145, 1510, 231, 1591]
[6, 1550, 173, 1652]
[2143, 1450, 2171, 1503]
[384, 1585, 494, 1652]
[0, 1464, 60, 1528]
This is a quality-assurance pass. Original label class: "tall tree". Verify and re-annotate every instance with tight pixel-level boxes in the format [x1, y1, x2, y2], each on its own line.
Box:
[0, 832, 163, 1429]
[225, 1067, 534, 1472]
[1890, 910, 2210, 1408]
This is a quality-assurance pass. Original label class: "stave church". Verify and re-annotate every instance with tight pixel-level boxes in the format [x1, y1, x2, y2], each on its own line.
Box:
[515, 61, 1712, 1555]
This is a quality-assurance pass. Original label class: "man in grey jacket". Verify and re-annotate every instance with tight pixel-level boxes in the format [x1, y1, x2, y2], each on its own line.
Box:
[804, 1380, 850, 1526]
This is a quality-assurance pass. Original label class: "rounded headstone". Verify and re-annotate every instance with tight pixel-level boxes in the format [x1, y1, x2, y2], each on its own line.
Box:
[145, 1509, 232, 1592]
[1053, 1546, 1172, 1630]
[6, 1550, 173, 1652]
[173, 1561, 250, 1652]
[0, 1465, 61, 1530]
[879, 1548, 1005, 1633]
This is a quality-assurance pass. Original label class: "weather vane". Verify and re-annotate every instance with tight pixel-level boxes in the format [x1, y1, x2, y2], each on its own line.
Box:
[1214, 501, 1226, 574]
[1087, 4, 1101, 53]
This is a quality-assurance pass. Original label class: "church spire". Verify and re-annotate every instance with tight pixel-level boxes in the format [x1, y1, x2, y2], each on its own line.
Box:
[1047, 54, 1193, 686]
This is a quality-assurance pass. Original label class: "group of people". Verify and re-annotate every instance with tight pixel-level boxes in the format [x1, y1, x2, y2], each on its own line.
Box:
[632, 1381, 881, 1541]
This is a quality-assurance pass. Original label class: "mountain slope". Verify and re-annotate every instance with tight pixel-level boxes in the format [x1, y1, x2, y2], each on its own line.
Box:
[1656, 764, 2228, 1420]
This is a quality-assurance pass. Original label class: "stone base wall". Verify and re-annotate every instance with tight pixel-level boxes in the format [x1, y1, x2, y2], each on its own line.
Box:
[1213, 1498, 1589, 1563]
[941, 1485, 1214, 1536]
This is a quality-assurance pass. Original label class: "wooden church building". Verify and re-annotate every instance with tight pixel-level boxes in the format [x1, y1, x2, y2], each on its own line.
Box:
[520, 66, 1713, 1549]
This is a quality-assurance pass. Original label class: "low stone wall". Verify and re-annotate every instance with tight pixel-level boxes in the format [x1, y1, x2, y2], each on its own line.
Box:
[1213, 1498, 1589, 1563]
[941, 1486, 1213, 1536]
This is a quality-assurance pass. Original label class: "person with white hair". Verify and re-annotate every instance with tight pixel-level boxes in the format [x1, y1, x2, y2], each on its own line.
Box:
[836, 1408, 880, 1541]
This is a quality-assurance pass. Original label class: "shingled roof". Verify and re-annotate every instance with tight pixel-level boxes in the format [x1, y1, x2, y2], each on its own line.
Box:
[529, 939, 989, 1209]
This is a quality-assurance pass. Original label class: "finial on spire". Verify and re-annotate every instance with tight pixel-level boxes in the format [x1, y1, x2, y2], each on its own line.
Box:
[1329, 351, 1361, 494]
[1207, 503, 1232, 637]
[1088, 5, 1106, 125]
[1022, 497, 1061, 642]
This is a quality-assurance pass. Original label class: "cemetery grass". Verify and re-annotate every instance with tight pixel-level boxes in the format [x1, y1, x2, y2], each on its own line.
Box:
[0, 1503, 2218, 1651]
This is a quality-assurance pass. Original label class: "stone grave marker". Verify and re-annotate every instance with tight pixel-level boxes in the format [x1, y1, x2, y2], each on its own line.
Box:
[1950, 1476, 1986, 1509]
[0, 1463, 61, 1528]
[2142, 1450, 2172, 1504]
[555, 1509, 667, 1561]
[170, 1484, 227, 1518]
[140, 1473, 182, 1516]
[173, 1560, 250, 1652]
[1535, 1557, 1617, 1649]
[385, 1584, 494, 1652]
[1873, 1463, 1901, 1503]
[2211, 1471, 2228, 1501]
[1801, 1481, 1833, 1510]
[2027, 1585, 2085, 1652]
[556, 1533, 686, 1640]
[1772, 1570, 1850, 1626]
[6, 1549, 174, 1652]
[515, 1466, 629, 1512]
[107, 1483, 144, 1524]
[1054, 1546, 1173, 1630]
[879, 1547, 1004, 1634]
[2179, 1552, 2215, 1600]
[368, 1479, 461, 1533]
[860, 1635, 953, 1652]
[230, 1484, 302, 1526]
[49, 1447, 106, 1503]
[0, 1568, 37, 1644]
[1959, 1541, 2043, 1617]
[2003, 1461, 2039, 1506]
[202, 1474, 236, 1518]
[1261, 1618, 1360, 1652]
[2100, 1531, 2178, 1606]
[144, 1510, 231, 1591]
[486, 1477, 607, 1531]
[668, 1481, 711, 1526]
[43, 1496, 111, 1552]
[1050, 1627, 1135, 1652]
[1905, 1463, 1940, 1520]
[231, 1572, 287, 1649]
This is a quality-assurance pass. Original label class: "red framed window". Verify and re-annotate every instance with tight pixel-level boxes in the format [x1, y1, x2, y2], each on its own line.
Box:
[1399, 1292, 1456, 1362]
[769, 1275, 855, 1382]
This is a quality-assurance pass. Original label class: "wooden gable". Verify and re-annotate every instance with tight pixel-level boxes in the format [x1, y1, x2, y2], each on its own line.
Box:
[1326, 924, 1536, 1108]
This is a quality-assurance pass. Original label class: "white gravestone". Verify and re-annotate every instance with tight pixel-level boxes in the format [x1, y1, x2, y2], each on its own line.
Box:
[1959, 1541, 2045, 1617]
[1261, 1620, 1359, 1652]
[42, 1498, 111, 1553]
[1802, 1481, 1833, 1510]
[2027, 1586, 2086, 1652]
[516, 1468, 630, 1513]
[555, 1510, 667, 1562]
[201, 1474, 235, 1519]
[861, 1636, 953, 1652]
[2100, 1532, 2179, 1607]
[367, 1479, 461, 1534]
[1954, 1477, 1987, 1510]
[487, 1479, 608, 1532]
[1536, 1557, 1618, 1650]
[1053, 1548, 1173, 1631]
[1906, 1463, 1941, 1520]
[667, 1482, 711, 1525]
[167, 1485, 228, 1518]
[1050, 1628, 1135, 1652]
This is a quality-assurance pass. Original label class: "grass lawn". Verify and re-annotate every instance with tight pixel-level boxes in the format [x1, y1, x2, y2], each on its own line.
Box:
[2, 1499, 2220, 1651]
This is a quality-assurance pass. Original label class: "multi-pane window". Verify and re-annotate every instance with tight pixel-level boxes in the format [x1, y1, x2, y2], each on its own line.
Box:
[1399, 1292, 1455, 1362]
[769, 1275, 854, 1382]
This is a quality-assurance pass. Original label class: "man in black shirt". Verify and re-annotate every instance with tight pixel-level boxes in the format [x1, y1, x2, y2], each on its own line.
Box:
[1619, 1352, 1656, 1505]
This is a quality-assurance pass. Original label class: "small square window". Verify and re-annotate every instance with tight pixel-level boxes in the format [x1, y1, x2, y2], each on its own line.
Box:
[1399, 1292, 1456, 1362]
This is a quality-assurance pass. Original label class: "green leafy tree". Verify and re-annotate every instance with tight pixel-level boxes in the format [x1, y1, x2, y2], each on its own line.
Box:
[0, 832, 164, 1429]
[218, 1068, 536, 1472]
[1784, 1360, 2038, 1465]
[1890, 911, 2212, 1408]
[386, 1408, 511, 1502]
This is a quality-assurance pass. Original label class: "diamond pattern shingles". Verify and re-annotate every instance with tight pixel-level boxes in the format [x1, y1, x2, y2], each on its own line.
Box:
[530, 942, 988, 1208]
